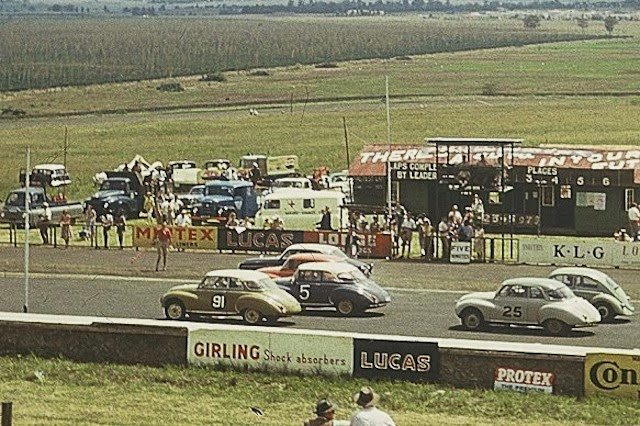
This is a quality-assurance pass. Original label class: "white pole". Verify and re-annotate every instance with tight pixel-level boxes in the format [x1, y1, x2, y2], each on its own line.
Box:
[24, 146, 30, 313]
[385, 76, 392, 226]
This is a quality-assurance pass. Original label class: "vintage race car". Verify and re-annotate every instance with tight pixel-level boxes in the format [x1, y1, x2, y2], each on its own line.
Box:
[238, 243, 373, 277]
[161, 269, 301, 325]
[276, 262, 390, 316]
[455, 277, 601, 336]
[257, 252, 342, 278]
[548, 267, 635, 322]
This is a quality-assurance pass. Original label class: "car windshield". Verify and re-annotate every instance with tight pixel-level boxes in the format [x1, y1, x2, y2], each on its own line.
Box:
[547, 286, 573, 300]
[205, 185, 233, 196]
[100, 180, 126, 191]
[337, 269, 367, 282]
[326, 247, 348, 259]
[5, 192, 25, 206]
[190, 186, 204, 195]
[245, 277, 279, 291]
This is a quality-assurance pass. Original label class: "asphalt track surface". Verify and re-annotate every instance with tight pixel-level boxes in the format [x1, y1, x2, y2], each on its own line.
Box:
[1, 246, 638, 350]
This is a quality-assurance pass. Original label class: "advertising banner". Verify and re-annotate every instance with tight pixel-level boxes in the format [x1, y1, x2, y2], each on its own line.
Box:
[353, 338, 439, 382]
[217, 229, 303, 252]
[518, 237, 619, 267]
[617, 243, 640, 268]
[304, 231, 392, 259]
[188, 328, 353, 376]
[449, 242, 471, 264]
[133, 225, 218, 250]
[585, 353, 640, 399]
[493, 366, 554, 394]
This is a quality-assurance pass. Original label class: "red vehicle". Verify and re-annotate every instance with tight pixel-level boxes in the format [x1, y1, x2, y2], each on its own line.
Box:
[258, 253, 341, 278]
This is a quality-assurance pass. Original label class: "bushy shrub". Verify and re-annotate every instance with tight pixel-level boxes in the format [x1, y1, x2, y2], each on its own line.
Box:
[200, 72, 226, 82]
[156, 82, 184, 92]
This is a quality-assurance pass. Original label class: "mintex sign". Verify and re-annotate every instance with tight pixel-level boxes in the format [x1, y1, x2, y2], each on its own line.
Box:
[494, 367, 554, 394]
[188, 328, 353, 376]
[585, 353, 640, 399]
[353, 338, 439, 382]
[133, 225, 218, 250]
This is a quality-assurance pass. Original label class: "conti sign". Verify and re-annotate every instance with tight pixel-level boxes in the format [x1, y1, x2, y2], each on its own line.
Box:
[585, 353, 640, 399]
[133, 225, 219, 250]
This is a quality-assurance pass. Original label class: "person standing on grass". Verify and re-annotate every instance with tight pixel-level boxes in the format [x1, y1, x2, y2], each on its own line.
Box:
[114, 209, 127, 249]
[60, 210, 71, 249]
[84, 205, 97, 247]
[350, 387, 395, 426]
[154, 221, 172, 272]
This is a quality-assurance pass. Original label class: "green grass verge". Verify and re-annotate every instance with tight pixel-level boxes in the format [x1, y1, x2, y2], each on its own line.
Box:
[0, 355, 638, 425]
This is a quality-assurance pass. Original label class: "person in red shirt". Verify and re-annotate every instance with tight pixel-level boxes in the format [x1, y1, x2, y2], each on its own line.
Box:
[154, 221, 172, 272]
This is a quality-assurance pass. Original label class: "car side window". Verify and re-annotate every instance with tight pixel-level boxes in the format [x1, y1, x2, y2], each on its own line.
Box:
[323, 272, 339, 283]
[579, 277, 599, 290]
[227, 278, 241, 289]
[288, 260, 301, 270]
[200, 277, 218, 289]
[553, 274, 572, 287]
[529, 287, 544, 299]
[499, 285, 526, 298]
[298, 270, 312, 283]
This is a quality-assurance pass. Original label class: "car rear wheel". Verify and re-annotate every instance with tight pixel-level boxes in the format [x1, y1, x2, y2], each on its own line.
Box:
[335, 299, 356, 316]
[165, 300, 186, 320]
[243, 308, 263, 325]
[460, 308, 484, 331]
[543, 319, 570, 336]
[594, 302, 615, 322]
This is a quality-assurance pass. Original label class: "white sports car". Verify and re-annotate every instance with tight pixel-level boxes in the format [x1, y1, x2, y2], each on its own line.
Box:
[455, 277, 601, 336]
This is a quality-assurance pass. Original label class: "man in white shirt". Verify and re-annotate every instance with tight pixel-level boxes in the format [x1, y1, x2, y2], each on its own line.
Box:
[628, 202, 640, 241]
[350, 386, 395, 426]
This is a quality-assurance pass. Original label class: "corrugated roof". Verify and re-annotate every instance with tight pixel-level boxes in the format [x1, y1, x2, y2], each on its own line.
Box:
[349, 144, 640, 179]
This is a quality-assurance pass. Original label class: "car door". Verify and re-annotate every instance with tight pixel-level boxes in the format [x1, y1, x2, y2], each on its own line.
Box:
[193, 276, 236, 315]
[492, 284, 527, 324]
[292, 270, 326, 306]
[525, 286, 548, 324]
[573, 276, 600, 303]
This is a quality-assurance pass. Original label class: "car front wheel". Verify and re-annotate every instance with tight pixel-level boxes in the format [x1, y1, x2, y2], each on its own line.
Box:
[165, 300, 186, 320]
[336, 299, 355, 316]
[594, 302, 615, 322]
[243, 308, 263, 325]
[543, 319, 570, 336]
[460, 308, 484, 331]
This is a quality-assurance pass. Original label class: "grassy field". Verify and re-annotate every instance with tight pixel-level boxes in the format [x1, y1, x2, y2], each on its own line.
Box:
[1, 19, 639, 201]
[0, 355, 638, 426]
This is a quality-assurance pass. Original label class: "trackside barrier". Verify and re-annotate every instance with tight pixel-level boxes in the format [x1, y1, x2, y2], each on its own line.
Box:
[519, 236, 640, 268]
[2, 313, 639, 398]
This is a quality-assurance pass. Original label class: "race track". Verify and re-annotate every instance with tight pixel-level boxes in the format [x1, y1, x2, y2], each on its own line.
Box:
[1, 273, 638, 350]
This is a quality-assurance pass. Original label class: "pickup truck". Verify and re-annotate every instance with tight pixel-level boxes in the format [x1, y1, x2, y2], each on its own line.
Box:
[191, 180, 259, 226]
[1, 187, 83, 227]
[84, 171, 145, 218]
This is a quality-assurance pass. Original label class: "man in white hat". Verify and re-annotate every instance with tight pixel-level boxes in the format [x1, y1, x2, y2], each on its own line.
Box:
[350, 386, 395, 426]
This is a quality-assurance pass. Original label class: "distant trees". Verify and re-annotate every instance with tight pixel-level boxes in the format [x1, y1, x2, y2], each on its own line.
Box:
[604, 16, 618, 35]
[523, 15, 541, 29]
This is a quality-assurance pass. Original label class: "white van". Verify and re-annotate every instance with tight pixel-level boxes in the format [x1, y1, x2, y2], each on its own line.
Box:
[255, 188, 347, 231]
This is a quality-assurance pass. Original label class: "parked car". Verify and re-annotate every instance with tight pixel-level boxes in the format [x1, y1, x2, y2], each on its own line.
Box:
[177, 184, 205, 210]
[257, 253, 342, 278]
[276, 262, 390, 316]
[161, 269, 301, 325]
[548, 267, 635, 322]
[455, 277, 601, 336]
[238, 243, 373, 277]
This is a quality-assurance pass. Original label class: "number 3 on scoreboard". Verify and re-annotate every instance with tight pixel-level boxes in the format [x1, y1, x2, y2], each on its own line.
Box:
[212, 294, 226, 309]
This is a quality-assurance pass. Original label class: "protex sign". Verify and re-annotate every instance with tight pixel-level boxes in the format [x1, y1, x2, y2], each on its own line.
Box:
[585, 353, 640, 399]
[353, 338, 439, 382]
[133, 225, 218, 250]
[188, 328, 353, 376]
[494, 367, 554, 394]
[519, 237, 617, 267]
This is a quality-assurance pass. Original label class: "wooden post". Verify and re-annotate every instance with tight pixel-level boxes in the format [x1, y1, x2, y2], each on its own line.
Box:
[1, 400, 12, 426]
